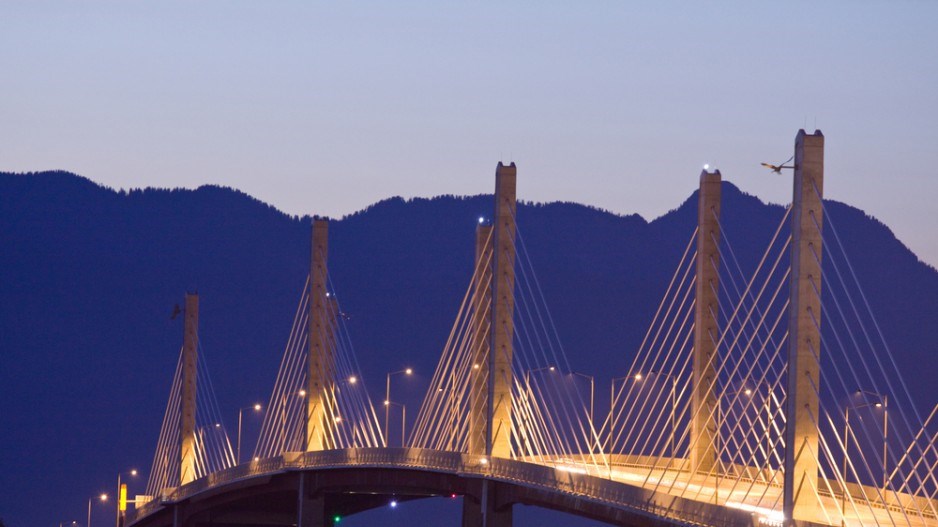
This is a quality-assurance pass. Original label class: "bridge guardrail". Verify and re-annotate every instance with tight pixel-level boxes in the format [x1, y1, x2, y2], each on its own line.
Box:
[128, 448, 758, 527]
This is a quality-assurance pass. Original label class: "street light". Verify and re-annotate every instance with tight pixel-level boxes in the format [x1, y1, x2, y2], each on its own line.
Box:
[608, 374, 642, 454]
[649, 371, 680, 458]
[841, 389, 889, 526]
[568, 371, 595, 434]
[237, 403, 263, 464]
[384, 400, 407, 447]
[88, 493, 107, 527]
[115, 469, 137, 527]
[385, 368, 413, 447]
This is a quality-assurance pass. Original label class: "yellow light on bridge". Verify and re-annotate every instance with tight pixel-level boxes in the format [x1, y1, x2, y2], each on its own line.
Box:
[119, 484, 128, 512]
[634, 373, 643, 381]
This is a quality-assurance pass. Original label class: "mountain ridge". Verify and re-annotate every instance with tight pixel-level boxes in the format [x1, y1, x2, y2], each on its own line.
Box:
[1, 170, 936, 527]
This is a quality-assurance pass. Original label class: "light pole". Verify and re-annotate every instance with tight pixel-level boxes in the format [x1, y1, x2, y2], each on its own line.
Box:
[569, 371, 595, 430]
[609, 373, 642, 454]
[649, 371, 680, 458]
[383, 400, 407, 447]
[237, 403, 263, 464]
[841, 390, 888, 526]
[87, 493, 107, 527]
[114, 469, 137, 527]
[385, 368, 412, 446]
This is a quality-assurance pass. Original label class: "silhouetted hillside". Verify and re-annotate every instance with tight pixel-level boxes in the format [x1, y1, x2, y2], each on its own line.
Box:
[1, 171, 936, 526]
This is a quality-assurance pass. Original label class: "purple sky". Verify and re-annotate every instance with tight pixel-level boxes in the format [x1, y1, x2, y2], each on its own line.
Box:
[4, 2, 936, 265]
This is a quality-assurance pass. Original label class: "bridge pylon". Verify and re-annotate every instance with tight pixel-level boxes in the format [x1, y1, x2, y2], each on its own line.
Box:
[488, 161, 517, 461]
[464, 162, 516, 527]
[783, 130, 825, 524]
[691, 168, 721, 475]
[307, 218, 336, 452]
[180, 292, 199, 486]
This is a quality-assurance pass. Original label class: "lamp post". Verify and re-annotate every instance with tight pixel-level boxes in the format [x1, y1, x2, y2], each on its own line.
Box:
[385, 368, 413, 446]
[649, 371, 680, 458]
[609, 373, 643, 455]
[88, 493, 107, 527]
[383, 400, 407, 447]
[841, 390, 888, 526]
[237, 403, 263, 464]
[569, 371, 595, 432]
[114, 469, 137, 527]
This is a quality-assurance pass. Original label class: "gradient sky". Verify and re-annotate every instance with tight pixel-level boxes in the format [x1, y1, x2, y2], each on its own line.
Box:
[3, 2, 937, 265]
[3, 3, 938, 526]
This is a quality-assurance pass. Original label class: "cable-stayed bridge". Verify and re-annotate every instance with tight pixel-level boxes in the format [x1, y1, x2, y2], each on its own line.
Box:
[123, 130, 938, 527]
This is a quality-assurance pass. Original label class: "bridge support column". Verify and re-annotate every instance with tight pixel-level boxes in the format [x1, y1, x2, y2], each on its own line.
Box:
[461, 480, 513, 527]
[469, 223, 493, 456]
[691, 169, 721, 475]
[307, 219, 333, 452]
[180, 293, 199, 485]
[488, 162, 516, 460]
[297, 473, 328, 527]
[784, 130, 825, 525]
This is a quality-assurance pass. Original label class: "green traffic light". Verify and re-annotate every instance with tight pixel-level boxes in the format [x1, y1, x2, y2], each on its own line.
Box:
[333, 515, 341, 523]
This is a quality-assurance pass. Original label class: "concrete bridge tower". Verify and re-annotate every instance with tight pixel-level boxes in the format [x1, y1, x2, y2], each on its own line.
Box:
[784, 130, 825, 524]
[464, 162, 516, 527]
[307, 219, 334, 452]
[691, 168, 721, 475]
[180, 293, 199, 485]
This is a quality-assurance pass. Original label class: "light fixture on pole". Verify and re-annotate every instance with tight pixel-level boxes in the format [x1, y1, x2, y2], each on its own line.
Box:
[88, 493, 107, 527]
[608, 374, 643, 456]
[385, 368, 413, 446]
[237, 403, 263, 464]
[840, 389, 889, 526]
[568, 371, 595, 437]
[384, 400, 407, 447]
[114, 469, 137, 527]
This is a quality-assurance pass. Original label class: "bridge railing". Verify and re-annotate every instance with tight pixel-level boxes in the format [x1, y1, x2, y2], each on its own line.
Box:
[129, 448, 763, 527]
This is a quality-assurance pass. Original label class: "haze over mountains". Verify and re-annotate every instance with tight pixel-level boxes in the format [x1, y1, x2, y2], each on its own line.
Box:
[1, 171, 936, 527]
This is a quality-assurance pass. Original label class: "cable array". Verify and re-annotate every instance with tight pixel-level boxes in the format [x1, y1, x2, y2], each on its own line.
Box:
[253, 272, 383, 459]
[144, 340, 235, 497]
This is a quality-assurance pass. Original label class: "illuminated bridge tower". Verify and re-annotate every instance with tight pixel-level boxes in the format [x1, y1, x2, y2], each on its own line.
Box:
[464, 162, 517, 527]
[691, 168, 721, 475]
[784, 130, 825, 524]
[180, 292, 199, 486]
[307, 218, 335, 452]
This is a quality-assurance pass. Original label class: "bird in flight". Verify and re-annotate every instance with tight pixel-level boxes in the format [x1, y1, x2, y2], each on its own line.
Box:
[761, 155, 794, 174]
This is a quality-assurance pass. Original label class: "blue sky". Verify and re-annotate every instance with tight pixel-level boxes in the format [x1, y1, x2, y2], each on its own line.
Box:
[3, 2, 936, 264]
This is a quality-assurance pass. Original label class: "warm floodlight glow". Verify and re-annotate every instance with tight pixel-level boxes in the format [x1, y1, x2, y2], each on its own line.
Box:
[335, 416, 343, 423]
[130, 469, 137, 476]
[549, 366, 556, 371]
[298, 389, 307, 397]
[405, 368, 413, 375]
[479, 457, 488, 465]
[473, 363, 480, 369]
[634, 373, 643, 381]
[253, 456, 260, 462]
[100, 493, 108, 501]
[875, 402, 883, 408]
[384, 400, 390, 406]
[214, 423, 221, 428]
[349, 376, 358, 384]
[254, 403, 262, 411]
[744, 389, 752, 396]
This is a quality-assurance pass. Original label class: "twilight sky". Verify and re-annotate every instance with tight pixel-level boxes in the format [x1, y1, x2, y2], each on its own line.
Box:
[3, 2, 936, 264]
